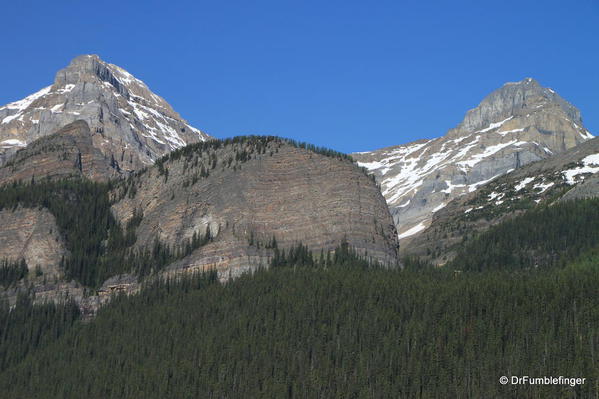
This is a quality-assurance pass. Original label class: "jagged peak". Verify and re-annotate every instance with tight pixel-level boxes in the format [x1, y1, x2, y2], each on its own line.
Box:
[0, 55, 211, 171]
[455, 78, 583, 135]
[503, 77, 540, 86]
[54, 54, 130, 96]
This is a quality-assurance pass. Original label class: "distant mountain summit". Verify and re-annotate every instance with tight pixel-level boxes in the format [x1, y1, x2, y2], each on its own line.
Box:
[0, 55, 211, 172]
[353, 77, 593, 240]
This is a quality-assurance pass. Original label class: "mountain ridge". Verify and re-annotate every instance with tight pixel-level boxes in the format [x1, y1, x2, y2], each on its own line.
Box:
[353, 77, 593, 240]
[404, 135, 599, 264]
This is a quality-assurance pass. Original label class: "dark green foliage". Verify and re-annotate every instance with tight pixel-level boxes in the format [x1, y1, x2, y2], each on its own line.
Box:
[451, 198, 599, 271]
[0, 179, 122, 286]
[0, 259, 28, 286]
[1, 144, 598, 397]
[401, 255, 435, 270]
[271, 242, 316, 268]
[284, 138, 354, 162]
[160, 135, 354, 166]
[1, 254, 599, 397]
[0, 180, 211, 287]
[0, 294, 80, 372]
[111, 225, 212, 279]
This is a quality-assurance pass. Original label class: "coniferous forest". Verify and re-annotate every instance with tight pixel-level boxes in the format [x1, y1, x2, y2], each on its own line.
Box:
[1, 180, 599, 398]
[0, 252, 598, 398]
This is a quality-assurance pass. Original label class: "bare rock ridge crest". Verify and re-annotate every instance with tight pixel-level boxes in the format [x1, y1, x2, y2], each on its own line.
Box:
[353, 77, 594, 241]
[0, 54, 211, 173]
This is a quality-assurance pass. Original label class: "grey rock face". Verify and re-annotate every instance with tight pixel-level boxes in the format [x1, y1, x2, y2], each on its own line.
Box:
[111, 140, 400, 276]
[0, 120, 120, 183]
[0, 55, 211, 172]
[0, 206, 66, 278]
[453, 78, 582, 135]
[353, 78, 593, 241]
[405, 136, 599, 265]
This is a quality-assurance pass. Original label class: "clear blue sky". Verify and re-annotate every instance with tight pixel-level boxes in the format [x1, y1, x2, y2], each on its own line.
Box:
[1, 0, 597, 153]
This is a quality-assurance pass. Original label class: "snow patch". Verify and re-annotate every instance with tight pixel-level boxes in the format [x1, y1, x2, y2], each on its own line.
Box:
[0, 86, 52, 111]
[432, 203, 447, 213]
[580, 130, 594, 140]
[398, 222, 427, 240]
[1, 114, 22, 124]
[562, 153, 599, 184]
[533, 181, 554, 193]
[468, 173, 502, 192]
[457, 140, 522, 169]
[441, 180, 466, 194]
[477, 117, 513, 133]
[488, 192, 504, 201]
[50, 104, 64, 113]
[497, 128, 524, 137]
[582, 153, 599, 166]
[0, 139, 26, 147]
[515, 177, 535, 191]
[397, 200, 411, 208]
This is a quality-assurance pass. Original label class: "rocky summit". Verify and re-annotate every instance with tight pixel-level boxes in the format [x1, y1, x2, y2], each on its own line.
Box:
[0, 55, 211, 174]
[352, 78, 593, 241]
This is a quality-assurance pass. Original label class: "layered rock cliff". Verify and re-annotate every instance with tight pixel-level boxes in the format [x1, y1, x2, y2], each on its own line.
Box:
[111, 138, 400, 278]
[0, 206, 66, 278]
[353, 78, 593, 241]
[0, 55, 211, 174]
[0, 137, 399, 313]
[0, 120, 118, 184]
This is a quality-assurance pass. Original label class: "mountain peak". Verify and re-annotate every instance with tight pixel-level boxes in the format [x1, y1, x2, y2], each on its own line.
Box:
[54, 54, 132, 98]
[504, 77, 540, 86]
[55, 54, 114, 83]
[455, 77, 582, 135]
[353, 79, 592, 241]
[0, 55, 211, 174]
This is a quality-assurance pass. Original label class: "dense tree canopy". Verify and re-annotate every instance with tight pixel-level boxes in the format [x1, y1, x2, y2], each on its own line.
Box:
[1, 171, 598, 397]
[0, 248, 598, 398]
[450, 198, 599, 271]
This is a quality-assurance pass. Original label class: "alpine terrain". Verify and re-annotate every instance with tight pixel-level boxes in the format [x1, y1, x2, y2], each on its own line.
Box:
[352, 78, 594, 240]
[1, 57, 599, 399]
[406, 134, 599, 264]
[0, 52, 401, 314]
[0, 55, 211, 175]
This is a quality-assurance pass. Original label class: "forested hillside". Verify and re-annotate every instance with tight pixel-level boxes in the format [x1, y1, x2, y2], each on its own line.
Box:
[0, 179, 211, 287]
[450, 198, 599, 271]
[1, 151, 598, 398]
[0, 242, 598, 398]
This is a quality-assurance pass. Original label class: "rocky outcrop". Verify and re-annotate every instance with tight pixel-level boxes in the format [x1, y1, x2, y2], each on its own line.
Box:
[0, 137, 399, 315]
[0, 206, 66, 278]
[0, 120, 118, 184]
[0, 55, 211, 173]
[353, 78, 593, 242]
[111, 138, 400, 278]
[0, 203, 139, 316]
[404, 136, 599, 265]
